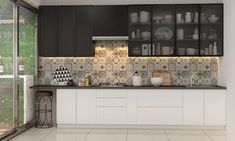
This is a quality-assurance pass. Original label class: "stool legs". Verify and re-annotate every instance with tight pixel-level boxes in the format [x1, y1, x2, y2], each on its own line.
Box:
[35, 93, 53, 128]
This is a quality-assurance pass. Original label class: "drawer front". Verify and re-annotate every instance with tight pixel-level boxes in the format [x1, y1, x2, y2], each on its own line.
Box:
[137, 107, 183, 125]
[97, 97, 126, 107]
[97, 90, 127, 98]
[137, 90, 183, 107]
[97, 107, 127, 124]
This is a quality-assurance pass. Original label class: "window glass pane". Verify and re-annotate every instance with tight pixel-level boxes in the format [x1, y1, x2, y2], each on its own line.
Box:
[18, 6, 36, 126]
[0, 0, 14, 135]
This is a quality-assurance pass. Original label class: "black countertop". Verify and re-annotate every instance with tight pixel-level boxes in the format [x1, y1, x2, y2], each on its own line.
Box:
[30, 85, 226, 90]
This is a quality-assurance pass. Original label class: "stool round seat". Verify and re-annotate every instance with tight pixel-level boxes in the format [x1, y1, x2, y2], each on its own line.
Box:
[36, 91, 53, 97]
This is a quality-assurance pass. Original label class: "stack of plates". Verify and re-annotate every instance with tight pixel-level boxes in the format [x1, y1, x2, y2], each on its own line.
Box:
[155, 27, 173, 40]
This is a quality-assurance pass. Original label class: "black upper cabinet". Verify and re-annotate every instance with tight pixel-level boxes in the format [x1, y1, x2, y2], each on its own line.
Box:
[39, 6, 58, 57]
[58, 6, 77, 57]
[39, 6, 94, 57]
[93, 6, 128, 36]
[76, 6, 94, 57]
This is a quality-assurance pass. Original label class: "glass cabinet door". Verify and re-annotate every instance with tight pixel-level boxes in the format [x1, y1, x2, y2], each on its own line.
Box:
[200, 4, 223, 56]
[176, 5, 199, 56]
[152, 5, 175, 56]
[128, 6, 152, 56]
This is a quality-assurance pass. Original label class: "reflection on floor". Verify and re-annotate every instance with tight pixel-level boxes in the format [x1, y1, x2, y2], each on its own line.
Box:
[0, 129, 8, 136]
[10, 128, 235, 141]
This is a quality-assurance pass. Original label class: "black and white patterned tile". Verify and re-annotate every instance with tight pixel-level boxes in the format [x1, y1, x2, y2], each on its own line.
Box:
[38, 41, 219, 86]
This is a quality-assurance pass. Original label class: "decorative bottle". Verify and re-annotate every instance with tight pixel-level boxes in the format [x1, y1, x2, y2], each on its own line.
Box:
[213, 42, 218, 55]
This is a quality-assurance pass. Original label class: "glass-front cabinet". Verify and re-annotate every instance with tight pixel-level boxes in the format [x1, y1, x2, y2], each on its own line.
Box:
[128, 6, 152, 56]
[128, 4, 223, 57]
[152, 5, 175, 56]
[200, 4, 223, 56]
[176, 5, 199, 56]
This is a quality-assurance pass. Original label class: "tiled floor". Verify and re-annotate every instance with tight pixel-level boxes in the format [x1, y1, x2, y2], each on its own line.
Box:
[10, 128, 235, 141]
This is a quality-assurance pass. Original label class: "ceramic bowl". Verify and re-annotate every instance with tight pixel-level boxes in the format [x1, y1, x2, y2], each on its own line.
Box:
[186, 48, 197, 55]
[208, 16, 219, 23]
[177, 48, 186, 55]
[151, 77, 163, 86]
[162, 46, 172, 55]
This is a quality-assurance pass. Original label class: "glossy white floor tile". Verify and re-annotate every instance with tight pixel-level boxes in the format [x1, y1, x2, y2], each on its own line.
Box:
[127, 134, 169, 141]
[9, 128, 235, 141]
[168, 135, 211, 141]
[166, 129, 205, 135]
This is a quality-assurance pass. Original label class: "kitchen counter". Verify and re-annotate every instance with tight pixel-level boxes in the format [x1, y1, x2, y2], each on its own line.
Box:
[30, 85, 226, 90]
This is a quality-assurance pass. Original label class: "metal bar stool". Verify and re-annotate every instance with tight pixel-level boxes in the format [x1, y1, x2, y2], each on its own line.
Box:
[35, 91, 53, 128]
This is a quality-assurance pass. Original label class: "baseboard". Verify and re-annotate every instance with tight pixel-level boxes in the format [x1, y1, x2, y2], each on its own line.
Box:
[57, 124, 225, 130]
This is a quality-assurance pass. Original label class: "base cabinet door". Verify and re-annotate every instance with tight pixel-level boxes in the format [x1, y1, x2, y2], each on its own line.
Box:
[205, 90, 226, 126]
[137, 107, 183, 125]
[183, 90, 204, 125]
[77, 89, 96, 124]
[56, 89, 77, 124]
[97, 107, 127, 124]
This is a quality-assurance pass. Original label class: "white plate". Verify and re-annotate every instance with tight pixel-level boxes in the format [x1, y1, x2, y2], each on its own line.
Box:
[155, 27, 173, 40]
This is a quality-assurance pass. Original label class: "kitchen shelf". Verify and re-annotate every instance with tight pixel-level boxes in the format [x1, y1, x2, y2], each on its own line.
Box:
[177, 39, 198, 41]
[153, 39, 175, 42]
[201, 39, 222, 41]
[177, 23, 199, 25]
[129, 23, 151, 26]
[153, 23, 175, 26]
[129, 39, 151, 42]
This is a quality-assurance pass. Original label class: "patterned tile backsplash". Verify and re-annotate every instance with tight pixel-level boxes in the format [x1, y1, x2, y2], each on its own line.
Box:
[38, 41, 218, 86]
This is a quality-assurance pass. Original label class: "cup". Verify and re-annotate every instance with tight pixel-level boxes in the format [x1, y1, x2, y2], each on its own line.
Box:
[185, 12, 193, 23]
[194, 12, 199, 23]
[139, 11, 150, 23]
[131, 31, 136, 39]
[177, 13, 182, 23]
[130, 12, 138, 23]
[177, 28, 184, 40]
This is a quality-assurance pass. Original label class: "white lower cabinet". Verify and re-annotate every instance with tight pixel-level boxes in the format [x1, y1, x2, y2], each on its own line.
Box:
[137, 107, 183, 125]
[183, 90, 204, 125]
[96, 90, 127, 124]
[56, 89, 226, 127]
[77, 89, 96, 124]
[205, 90, 226, 126]
[97, 107, 127, 124]
[136, 90, 183, 125]
[56, 89, 77, 124]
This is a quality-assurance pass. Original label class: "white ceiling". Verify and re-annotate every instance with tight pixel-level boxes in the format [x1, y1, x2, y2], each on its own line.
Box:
[39, 0, 223, 5]
[23, 0, 40, 7]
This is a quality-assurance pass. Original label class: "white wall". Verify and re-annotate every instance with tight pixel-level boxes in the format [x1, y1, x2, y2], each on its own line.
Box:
[40, 0, 222, 5]
[221, 0, 235, 135]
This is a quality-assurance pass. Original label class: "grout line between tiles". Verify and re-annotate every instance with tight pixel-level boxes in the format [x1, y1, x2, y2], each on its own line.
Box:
[125, 128, 128, 141]
[203, 130, 215, 141]
[163, 129, 171, 141]
[83, 128, 92, 141]
[39, 129, 55, 141]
